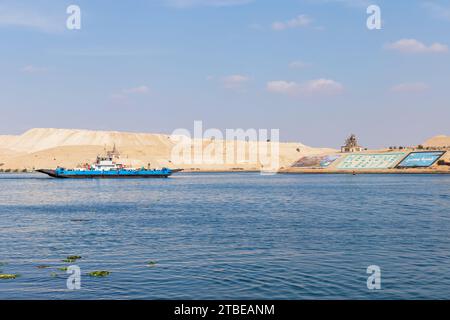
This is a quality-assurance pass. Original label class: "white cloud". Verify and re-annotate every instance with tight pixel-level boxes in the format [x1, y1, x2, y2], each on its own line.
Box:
[165, 0, 253, 8]
[111, 85, 150, 102]
[0, 4, 62, 32]
[386, 39, 448, 54]
[123, 85, 150, 94]
[311, 0, 371, 8]
[267, 81, 298, 94]
[21, 65, 47, 74]
[272, 15, 312, 31]
[391, 82, 429, 93]
[222, 74, 250, 89]
[267, 79, 344, 96]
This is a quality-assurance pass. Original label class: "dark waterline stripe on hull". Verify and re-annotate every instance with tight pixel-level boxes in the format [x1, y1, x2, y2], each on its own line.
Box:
[54, 175, 170, 179]
[36, 169, 171, 179]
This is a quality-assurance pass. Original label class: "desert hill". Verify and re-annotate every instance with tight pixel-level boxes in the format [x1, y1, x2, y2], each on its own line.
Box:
[0, 128, 174, 153]
[423, 135, 450, 148]
[0, 128, 335, 171]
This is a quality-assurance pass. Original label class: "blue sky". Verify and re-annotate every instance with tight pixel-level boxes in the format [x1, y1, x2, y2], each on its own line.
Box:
[0, 0, 449, 148]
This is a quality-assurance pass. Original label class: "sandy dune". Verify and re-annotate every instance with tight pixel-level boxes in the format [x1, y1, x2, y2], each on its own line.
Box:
[0, 128, 173, 153]
[423, 135, 450, 148]
[0, 128, 335, 171]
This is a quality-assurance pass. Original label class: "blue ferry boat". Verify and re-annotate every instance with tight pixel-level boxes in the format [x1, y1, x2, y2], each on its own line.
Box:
[37, 151, 180, 179]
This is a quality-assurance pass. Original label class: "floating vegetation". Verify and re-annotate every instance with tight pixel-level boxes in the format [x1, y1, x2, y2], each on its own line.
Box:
[62, 256, 82, 263]
[88, 271, 110, 277]
[58, 267, 69, 272]
[147, 261, 157, 267]
[50, 272, 58, 278]
[67, 255, 82, 260]
[36, 265, 51, 269]
[0, 274, 19, 280]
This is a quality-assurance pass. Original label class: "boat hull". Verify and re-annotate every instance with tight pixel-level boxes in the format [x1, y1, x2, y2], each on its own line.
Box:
[36, 169, 175, 179]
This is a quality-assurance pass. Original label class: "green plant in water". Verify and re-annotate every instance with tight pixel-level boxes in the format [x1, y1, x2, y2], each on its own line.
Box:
[58, 267, 69, 272]
[62, 255, 82, 263]
[147, 261, 157, 266]
[0, 274, 19, 280]
[88, 271, 110, 277]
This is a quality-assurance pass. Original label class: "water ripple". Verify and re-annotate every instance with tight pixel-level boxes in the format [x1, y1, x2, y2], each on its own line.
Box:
[1, 173, 450, 299]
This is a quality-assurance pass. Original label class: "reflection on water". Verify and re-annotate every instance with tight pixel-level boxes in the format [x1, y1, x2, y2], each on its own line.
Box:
[1, 173, 450, 299]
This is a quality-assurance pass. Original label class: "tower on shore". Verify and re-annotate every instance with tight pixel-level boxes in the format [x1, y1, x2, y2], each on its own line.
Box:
[341, 134, 364, 153]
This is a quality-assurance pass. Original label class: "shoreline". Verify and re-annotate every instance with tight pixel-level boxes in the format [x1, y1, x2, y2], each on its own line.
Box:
[2, 168, 450, 175]
[278, 168, 450, 175]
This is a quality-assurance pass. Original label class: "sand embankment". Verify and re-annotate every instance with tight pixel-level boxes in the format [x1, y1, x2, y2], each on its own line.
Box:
[280, 167, 450, 174]
[281, 148, 450, 174]
[0, 128, 334, 171]
[423, 135, 450, 148]
[3, 128, 448, 174]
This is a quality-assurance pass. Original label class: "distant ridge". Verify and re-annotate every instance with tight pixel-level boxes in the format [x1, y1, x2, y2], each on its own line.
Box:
[0, 128, 333, 170]
[423, 135, 450, 148]
[0, 128, 174, 153]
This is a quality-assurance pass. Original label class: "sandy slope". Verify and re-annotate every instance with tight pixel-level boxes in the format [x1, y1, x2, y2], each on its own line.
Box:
[0, 135, 18, 149]
[2, 128, 174, 153]
[0, 128, 335, 171]
[423, 135, 450, 148]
